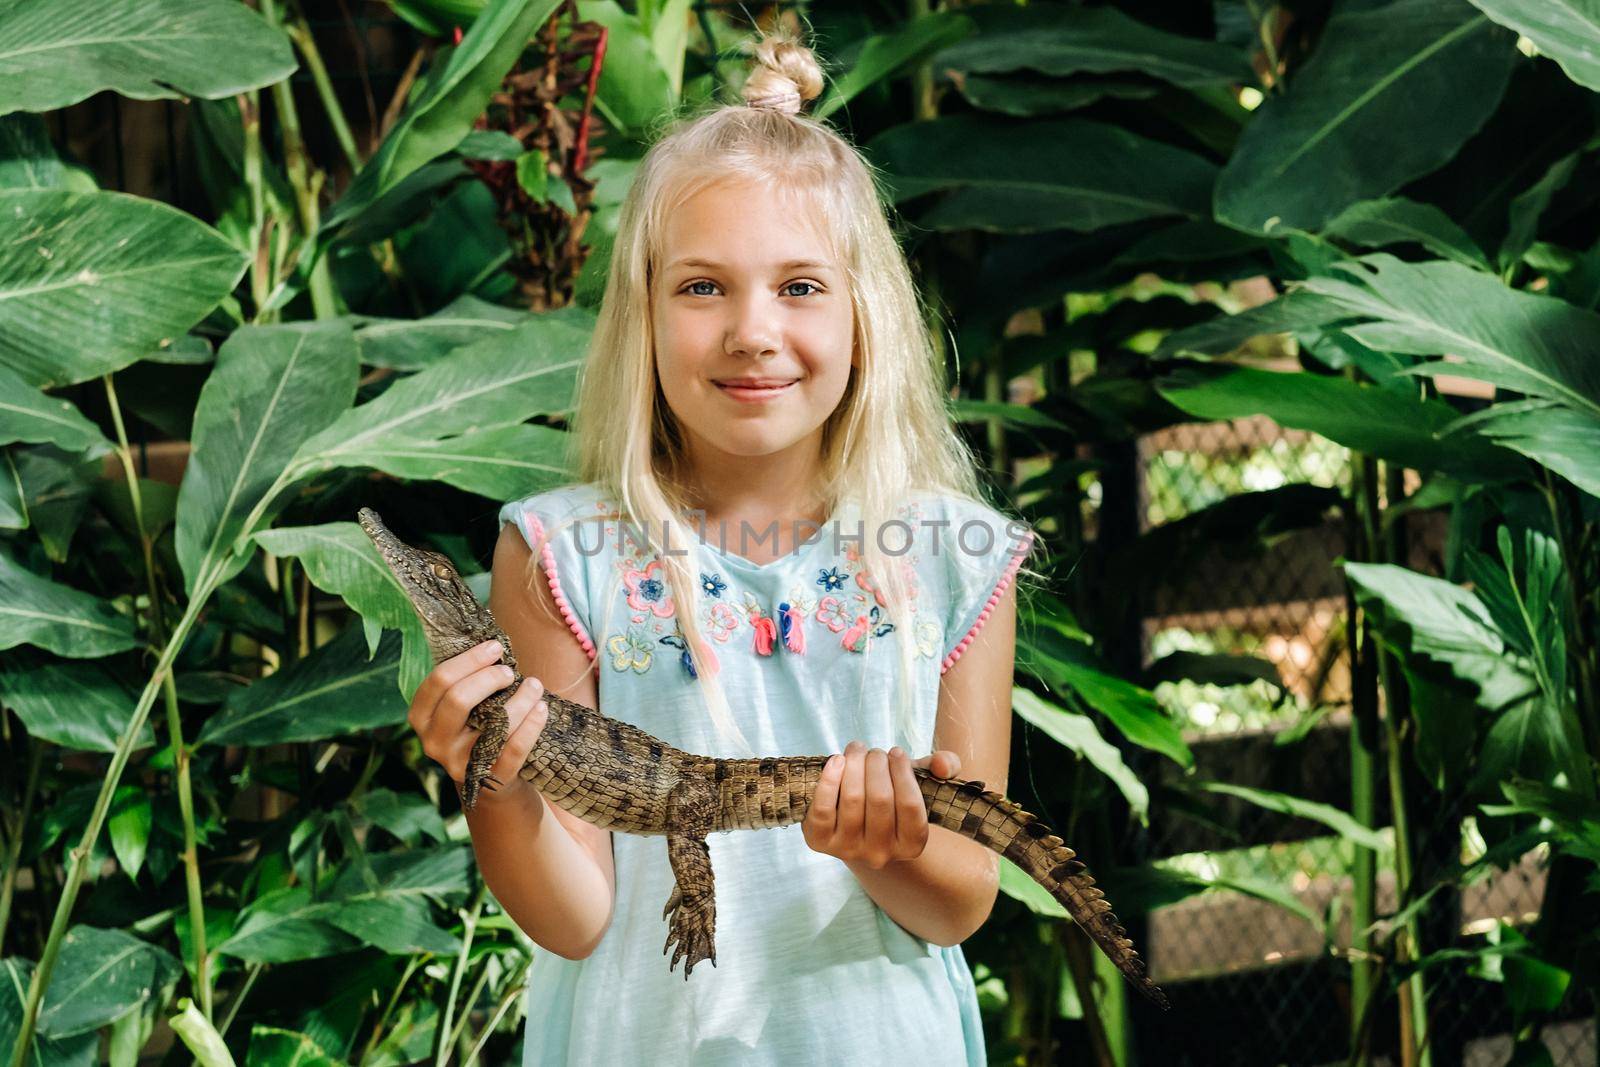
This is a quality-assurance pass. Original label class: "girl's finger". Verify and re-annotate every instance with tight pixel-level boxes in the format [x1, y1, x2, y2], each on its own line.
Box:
[862, 748, 894, 857]
[410, 639, 502, 734]
[835, 741, 868, 849]
[494, 681, 549, 777]
[805, 754, 844, 840]
[889, 747, 929, 856]
[911, 749, 962, 780]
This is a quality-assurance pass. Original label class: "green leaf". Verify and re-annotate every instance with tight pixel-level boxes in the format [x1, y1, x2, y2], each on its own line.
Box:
[244, 1026, 342, 1067]
[0, 656, 153, 752]
[1301, 253, 1600, 418]
[107, 786, 151, 883]
[0, 548, 138, 658]
[359, 788, 448, 845]
[1155, 363, 1525, 483]
[36, 927, 162, 1039]
[948, 73, 1160, 117]
[1442, 399, 1600, 497]
[1013, 688, 1149, 822]
[1466, 0, 1600, 92]
[0, 0, 294, 116]
[168, 997, 238, 1067]
[197, 624, 406, 747]
[1019, 627, 1192, 767]
[1153, 291, 1358, 359]
[1323, 197, 1491, 269]
[933, 4, 1252, 89]
[1196, 781, 1390, 852]
[318, 896, 460, 957]
[0, 365, 112, 455]
[0, 958, 100, 1067]
[249, 523, 432, 699]
[0, 190, 248, 389]
[866, 115, 1217, 233]
[998, 858, 1067, 918]
[576, 2, 673, 140]
[1142, 650, 1286, 701]
[1501, 152, 1579, 270]
[174, 322, 358, 599]
[289, 313, 585, 481]
[350, 293, 531, 371]
[814, 12, 975, 120]
[327, 422, 572, 501]
[322, 0, 564, 235]
[215, 887, 360, 964]
[949, 399, 1069, 433]
[1215, 0, 1514, 233]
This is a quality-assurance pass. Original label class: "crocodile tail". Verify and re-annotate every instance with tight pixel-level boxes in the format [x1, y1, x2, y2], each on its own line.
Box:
[920, 774, 1169, 1010]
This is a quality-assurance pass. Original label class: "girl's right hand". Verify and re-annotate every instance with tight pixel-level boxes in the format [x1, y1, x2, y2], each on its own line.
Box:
[406, 638, 551, 807]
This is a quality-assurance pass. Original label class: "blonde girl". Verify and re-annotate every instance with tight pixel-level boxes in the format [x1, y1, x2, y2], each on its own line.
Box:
[406, 26, 1035, 1066]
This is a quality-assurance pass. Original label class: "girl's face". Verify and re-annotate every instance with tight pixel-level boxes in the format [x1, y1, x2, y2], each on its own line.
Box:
[651, 178, 856, 474]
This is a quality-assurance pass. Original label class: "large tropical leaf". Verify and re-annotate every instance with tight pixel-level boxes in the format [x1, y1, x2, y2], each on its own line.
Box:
[1196, 782, 1390, 852]
[321, 0, 563, 235]
[196, 625, 405, 747]
[1215, 0, 1515, 233]
[213, 887, 360, 964]
[34, 927, 175, 1039]
[813, 11, 975, 120]
[0, 0, 294, 116]
[0, 958, 99, 1065]
[866, 115, 1217, 233]
[1019, 626, 1193, 768]
[288, 313, 586, 481]
[350, 293, 530, 371]
[0, 190, 248, 389]
[1467, 0, 1600, 91]
[1154, 363, 1527, 483]
[174, 322, 358, 598]
[342, 423, 572, 501]
[0, 113, 94, 191]
[1012, 688, 1149, 822]
[0, 547, 138, 658]
[1153, 291, 1359, 359]
[250, 523, 433, 700]
[1322, 197, 1491, 269]
[0, 657, 154, 752]
[1445, 400, 1600, 498]
[0, 365, 112, 456]
[932, 3, 1251, 89]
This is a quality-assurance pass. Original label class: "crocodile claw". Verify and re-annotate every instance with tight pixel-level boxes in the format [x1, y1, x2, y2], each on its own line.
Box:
[661, 885, 718, 978]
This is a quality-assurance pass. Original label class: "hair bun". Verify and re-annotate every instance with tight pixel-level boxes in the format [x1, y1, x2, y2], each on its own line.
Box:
[740, 32, 824, 115]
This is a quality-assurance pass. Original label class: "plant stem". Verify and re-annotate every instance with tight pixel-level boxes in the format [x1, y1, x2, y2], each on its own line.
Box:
[103, 373, 213, 1019]
[9, 565, 223, 1067]
[217, 961, 264, 1039]
[436, 887, 487, 1067]
[239, 90, 272, 321]
[0, 739, 45, 953]
[285, 12, 362, 172]
[462, 954, 532, 1067]
[261, 0, 339, 320]
[360, 955, 427, 1065]
[443, 955, 495, 1053]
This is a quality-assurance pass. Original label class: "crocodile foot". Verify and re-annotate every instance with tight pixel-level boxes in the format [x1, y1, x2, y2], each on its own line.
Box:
[661, 884, 717, 977]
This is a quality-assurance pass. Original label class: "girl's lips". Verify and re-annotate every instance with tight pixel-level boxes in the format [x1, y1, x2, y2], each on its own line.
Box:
[716, 382, 796, 403]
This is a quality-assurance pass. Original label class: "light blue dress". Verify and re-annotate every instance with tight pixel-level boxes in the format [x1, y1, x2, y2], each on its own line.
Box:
[496, 482, 1032, 1066]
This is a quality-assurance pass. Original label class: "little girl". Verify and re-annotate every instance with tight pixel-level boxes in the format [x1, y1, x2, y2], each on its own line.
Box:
[406, 28, 1034, 1066]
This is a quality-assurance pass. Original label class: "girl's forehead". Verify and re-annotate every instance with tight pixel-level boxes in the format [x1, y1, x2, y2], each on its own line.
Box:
[658, 178, 843, 265]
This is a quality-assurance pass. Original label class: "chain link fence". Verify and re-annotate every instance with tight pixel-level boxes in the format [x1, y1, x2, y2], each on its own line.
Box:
[1129, 415, 1592, 1065]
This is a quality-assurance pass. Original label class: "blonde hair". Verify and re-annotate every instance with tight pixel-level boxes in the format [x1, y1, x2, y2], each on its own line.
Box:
[537, 26, 1029, 754]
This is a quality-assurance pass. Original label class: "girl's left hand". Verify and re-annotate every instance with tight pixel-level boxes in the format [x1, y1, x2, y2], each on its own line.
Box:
[803, 740, 962, 869]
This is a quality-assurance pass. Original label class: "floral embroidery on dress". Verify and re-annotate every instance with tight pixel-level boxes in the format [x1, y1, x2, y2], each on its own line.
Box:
[815, 595, 855, 633]
[701, 601, 740, 643]
[606, 627, 654, 673]
[622, 559, 675, 618]
[816, 566, 846, 591]
[839, 605, 895, 654]
[700, 572, 727, 598]
[912, 618, 941, 659]
[659, 630, 718, 679]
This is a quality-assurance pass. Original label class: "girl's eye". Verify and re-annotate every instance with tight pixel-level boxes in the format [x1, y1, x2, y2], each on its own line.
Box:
[680, 280, 822, 297]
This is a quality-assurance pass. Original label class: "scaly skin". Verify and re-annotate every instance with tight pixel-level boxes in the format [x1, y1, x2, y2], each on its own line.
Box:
[358, 507, 1168, 1007]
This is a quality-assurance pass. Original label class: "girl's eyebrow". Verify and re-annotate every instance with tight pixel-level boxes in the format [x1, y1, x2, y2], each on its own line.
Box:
[666, 257, 834, 272]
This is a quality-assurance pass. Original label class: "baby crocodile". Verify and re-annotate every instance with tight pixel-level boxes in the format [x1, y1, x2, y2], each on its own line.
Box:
[358, 507, 1167, 1007]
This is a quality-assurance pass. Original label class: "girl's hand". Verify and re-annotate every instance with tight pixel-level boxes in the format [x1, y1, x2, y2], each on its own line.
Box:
[406, 638, 550, 808]
[803, 740, 962, 869]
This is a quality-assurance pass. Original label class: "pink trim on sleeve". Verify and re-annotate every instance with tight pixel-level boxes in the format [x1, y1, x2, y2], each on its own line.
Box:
[940, 530, 1032, 675]
[526, 513, 597, 662]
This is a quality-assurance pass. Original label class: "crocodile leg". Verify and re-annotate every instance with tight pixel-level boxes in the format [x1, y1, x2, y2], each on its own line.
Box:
[661, 781, 720, 977]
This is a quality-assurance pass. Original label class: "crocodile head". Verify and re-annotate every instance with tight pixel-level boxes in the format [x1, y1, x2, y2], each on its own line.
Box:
[357, 507, 499, 663]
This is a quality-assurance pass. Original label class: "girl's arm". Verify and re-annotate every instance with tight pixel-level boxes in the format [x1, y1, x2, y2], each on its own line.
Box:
[466, 523, 617, 960]
[809, 582, 1017, 947]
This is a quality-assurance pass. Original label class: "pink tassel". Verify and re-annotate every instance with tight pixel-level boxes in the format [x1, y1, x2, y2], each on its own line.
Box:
[752, 615, 777, 656]
[840, 614, 870, 653]
[782, 604, 805, 653]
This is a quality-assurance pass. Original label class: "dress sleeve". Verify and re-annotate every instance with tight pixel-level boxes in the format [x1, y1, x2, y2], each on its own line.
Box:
[497, 489, 598, 663]
[935, 497, 1033, 674]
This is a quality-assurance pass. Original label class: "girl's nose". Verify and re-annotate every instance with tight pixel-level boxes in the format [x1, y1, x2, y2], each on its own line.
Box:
[724, 296, 780, 358]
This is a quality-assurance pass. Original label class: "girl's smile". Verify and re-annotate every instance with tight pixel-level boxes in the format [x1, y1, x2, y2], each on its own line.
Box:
[713, 376, 800, 402]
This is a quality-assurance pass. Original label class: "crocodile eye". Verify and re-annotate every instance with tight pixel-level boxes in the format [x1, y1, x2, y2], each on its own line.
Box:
[430, 563, 452, 580]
